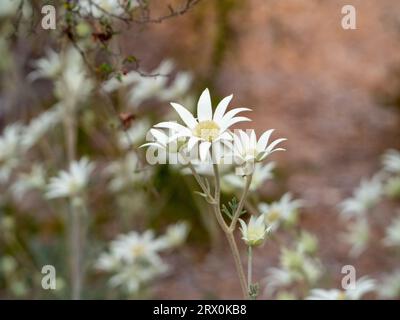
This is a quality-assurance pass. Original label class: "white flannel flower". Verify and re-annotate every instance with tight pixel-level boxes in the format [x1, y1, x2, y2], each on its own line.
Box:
[11, 165, 46, 200]
[127, 60, 174, 106]
[0, 123, 24, 183]
[383, 214, 400, 247]
[118, 119, 151, 149]
[79, 0, 138, 18]
[231, 129, 286, 169]
[155, 88, 251, 161]
[159, 72, 193, 101]
[221, 162, 275, 193]
[46, 158, 94, 199]
[157, 221, 190, 249]
[307, 276, 375, 300]
[339, 175, 382, 219]
[111, 230, 163, 265]
[378, 270, 400, 299]
[384, 176, 400, 198]
[28, 49, 62, 80]
[342, 218, 369, 257]
[239, 215, 268, 247]
[109, 261, 168, 295]
[259, 193, 303, 231]
[263, 267, 293, 295]
[105, 151, 151, 192]
[382, 149, 400, 174]
[22, 108, 60, 149]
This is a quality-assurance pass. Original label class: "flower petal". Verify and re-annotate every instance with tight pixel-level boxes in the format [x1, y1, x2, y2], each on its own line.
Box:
[199, 141, 211, 161]
[257, 129, 274, 151]
[170, 103, 197, 129]
[213, 94, 233, 122]
[197, 88, 213, 122]
[220, 116, 251, 131]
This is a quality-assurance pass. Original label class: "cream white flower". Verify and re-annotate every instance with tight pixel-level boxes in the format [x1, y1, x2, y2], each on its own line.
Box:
[307, 276, 375, 300]
[259, 193, 303, 231]
[378, 270, 400, 299]
[79, 0, 138, 18]
[231, 129, 286, 166]
[221, 162, 275, 192]
[155, 88, 251, 161]
[105, 151, 151, 192]
[28, 49, 62, 81]
[383, 214, 400, 247]
[159, 72, 193, 101]
[46, 157, 94, 199]
[158, 221, 190, 249]
[382, 149, 400, 174]
[339, 175, 382, 219]
[384, 176, 400, 198]
[22, 108, 60, 149]
[239, 215, 268, 247]
[111, 230, 163, 265]
[263, 267, 293, 295]
[11, 164, 46, 200]
[0, 123, 24, 183]
[118, 119, 151, 149]
[342, 218, 369, 257]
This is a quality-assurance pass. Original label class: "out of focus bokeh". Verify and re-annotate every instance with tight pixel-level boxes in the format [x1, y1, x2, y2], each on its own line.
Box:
[0, 0, 400, 299]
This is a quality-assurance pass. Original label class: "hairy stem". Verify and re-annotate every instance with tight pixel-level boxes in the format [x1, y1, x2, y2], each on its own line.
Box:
[247, 245, 252, 290]
[229, 174, 253, 232]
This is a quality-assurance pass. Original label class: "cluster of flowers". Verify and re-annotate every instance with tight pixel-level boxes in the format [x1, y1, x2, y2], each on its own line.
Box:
[96, 222, 189, 295]
[338, 149, 400, 298]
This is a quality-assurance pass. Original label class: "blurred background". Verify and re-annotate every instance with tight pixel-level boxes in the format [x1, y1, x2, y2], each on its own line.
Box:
[0, 0, 400, 299]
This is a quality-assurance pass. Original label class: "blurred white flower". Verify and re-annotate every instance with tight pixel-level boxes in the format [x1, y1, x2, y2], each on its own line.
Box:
[0, 123, 24, 183]
[296, 231, 318, 255]
[154, 88, 250, 161]
[221, 162, 275, 192]
[339, 175, 382, 219]
[231, 129, 285, 168]
[46, 157, 94, 199]
[384, 176, 400, 198]
[22, 108, 60, 149]
[383, 214, 400, 247]
[378, 270, 400, 299]
[28, 49, 62, 81]
[118, 119, 151, 149]
[382, 149, 400, 174]
[341, 218, 369, 257]
[0, 0, 31, 18]
[79, 0, 138, 18]
[127, 60, 174, 106]
[259, 193, 303, 231]
[158, 221, 190, 249]
[96, 224, 186, 295]
[53, 47, 93, 110]
[263, 267, 293, 295]
[105, 151, 151, 192]
[307, 276, 375, 300]
[11, 164, 46, 200]
[159, 72, 193, 101]
[239, 215, 268, 247]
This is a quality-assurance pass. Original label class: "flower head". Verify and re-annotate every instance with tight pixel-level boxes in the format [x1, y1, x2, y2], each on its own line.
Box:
[307, 276, 375, 300]
[239, 215, 268, 247]
[153, 88, 251, 161]
[383, 214, 400, 247]
[46, 157, 94, 199]
[231, 129, 286, 168]
[339, 175, 382, 219]
[382, 149, 400, 174]
[259, 193, 303, 231]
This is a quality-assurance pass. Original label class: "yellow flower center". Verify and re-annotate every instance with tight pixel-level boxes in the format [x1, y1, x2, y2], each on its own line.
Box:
[266, 209, 281, 223]
[337, 291, 347, 300]
[131, 244, 146, 257]
[193, 121, 220, 142]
